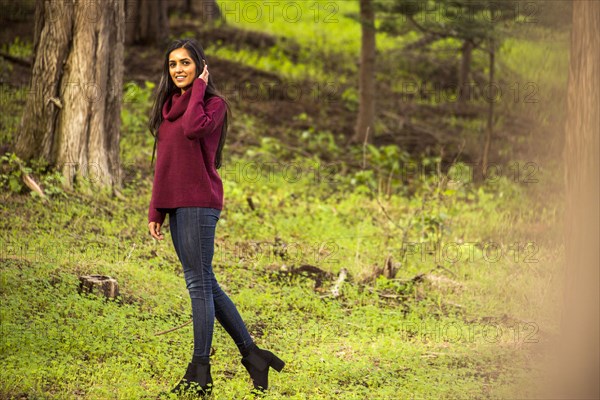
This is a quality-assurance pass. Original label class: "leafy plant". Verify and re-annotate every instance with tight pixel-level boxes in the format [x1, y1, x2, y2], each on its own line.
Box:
[0, 152, 26, 193]
[1, 36, 33, 59]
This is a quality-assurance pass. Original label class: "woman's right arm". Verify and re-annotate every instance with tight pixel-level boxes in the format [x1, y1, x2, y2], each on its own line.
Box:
[180, 78, 227, 141]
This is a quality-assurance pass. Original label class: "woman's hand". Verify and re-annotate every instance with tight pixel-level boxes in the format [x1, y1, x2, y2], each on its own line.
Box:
[198, 60, 209, 85]
[148, 221, 164, 240]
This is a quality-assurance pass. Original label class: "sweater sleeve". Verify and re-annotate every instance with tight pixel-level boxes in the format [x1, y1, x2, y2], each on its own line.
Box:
[148, 191, 166, 225]
[181, 78, 227, 140]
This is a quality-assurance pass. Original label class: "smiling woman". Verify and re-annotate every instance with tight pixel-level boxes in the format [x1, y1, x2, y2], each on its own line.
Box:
[168, 48, 206, 93]
[145, 38, 285, 397]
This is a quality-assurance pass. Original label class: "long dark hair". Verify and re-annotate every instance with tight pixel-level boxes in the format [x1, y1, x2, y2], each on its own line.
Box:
[149, 38, 230, 169]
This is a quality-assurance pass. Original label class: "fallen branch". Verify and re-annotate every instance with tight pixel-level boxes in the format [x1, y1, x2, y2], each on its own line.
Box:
[421, 352, 452, 358]
[391, 273, 426, 284]
[294, 264, 331, 276]
[273, 264, 334, 291]
[155, 319, 192, 336]
[390, 265, 459, 286]
[21, 173, 46, 200]
[378, 292, 400, 299]
[331, 268, 348, 298]
[443, 301, 464, 309]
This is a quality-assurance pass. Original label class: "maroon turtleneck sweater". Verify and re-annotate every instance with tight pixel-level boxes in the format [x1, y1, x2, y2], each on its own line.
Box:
[148, 78, 227, 224]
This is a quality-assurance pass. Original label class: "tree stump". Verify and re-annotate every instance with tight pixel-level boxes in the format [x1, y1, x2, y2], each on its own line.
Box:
[78, 275, 119, 299]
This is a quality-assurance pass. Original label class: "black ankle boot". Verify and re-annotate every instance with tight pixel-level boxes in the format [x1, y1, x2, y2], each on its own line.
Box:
[170, 360, 213, 397]
[241, 346, 285, 392]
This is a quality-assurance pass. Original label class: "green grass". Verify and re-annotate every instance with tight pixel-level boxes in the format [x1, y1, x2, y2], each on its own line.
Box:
[1, 129, 563, 398]
[500, 32, 570, 125]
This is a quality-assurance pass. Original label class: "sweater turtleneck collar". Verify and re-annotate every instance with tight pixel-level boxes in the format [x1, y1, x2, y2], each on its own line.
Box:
[162, 87, 193, 121]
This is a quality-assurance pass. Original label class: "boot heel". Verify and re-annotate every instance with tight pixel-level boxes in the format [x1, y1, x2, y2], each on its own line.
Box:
[242, 347, 285, 391]
[270, 355, 285, 372]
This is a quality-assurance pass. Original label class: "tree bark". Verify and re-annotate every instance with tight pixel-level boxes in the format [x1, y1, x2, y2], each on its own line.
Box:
[15, 0, 73, 163]
[555, 1, 600, 398]
[15, 0, 125, 188]
[352, 0, 376, 144]
[125, 0, 169, 46]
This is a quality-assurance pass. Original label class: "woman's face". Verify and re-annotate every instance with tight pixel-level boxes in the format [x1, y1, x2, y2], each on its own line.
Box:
[168, 47, 197, 93]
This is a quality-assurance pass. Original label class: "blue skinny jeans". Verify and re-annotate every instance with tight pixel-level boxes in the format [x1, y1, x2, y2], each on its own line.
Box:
[168, 207, 255, 359]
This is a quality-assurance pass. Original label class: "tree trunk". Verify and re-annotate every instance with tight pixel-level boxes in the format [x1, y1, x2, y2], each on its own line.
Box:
[125, 0, 169, 46]
[15, 0, 125, 188]
[555, 1, 600, 398]
[481, 36, 495, 180]
[352, 0, 376, 144]
[458, 39, 473, 105]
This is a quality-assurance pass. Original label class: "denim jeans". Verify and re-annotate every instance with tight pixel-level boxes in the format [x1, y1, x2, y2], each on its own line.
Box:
[168, 207, 255, 359]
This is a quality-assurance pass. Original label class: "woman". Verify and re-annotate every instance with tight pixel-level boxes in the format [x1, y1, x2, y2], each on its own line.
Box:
[147, 38, 284, 396]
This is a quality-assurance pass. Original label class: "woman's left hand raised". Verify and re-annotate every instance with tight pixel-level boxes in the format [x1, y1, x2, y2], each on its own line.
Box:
[198, 61, 209, 85]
